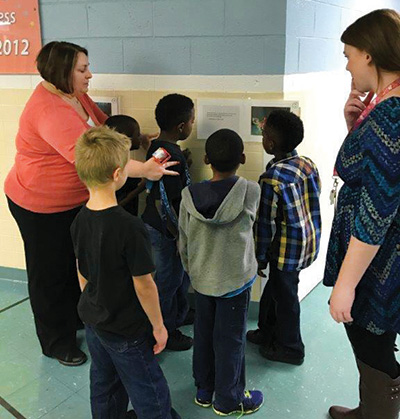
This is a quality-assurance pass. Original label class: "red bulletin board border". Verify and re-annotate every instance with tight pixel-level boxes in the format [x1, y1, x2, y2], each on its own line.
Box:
[0, 0, 42, 74]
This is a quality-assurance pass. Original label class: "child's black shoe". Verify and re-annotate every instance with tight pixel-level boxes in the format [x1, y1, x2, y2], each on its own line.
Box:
[166, 329, 193, 351]
[246, 329, 271, 345]
[259, 343, 304, 365]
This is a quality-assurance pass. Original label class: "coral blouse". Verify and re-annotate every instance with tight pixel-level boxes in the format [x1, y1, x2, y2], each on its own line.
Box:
[4, 83, 107, 213]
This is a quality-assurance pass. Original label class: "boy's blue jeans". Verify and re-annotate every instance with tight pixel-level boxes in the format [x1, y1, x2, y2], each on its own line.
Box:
[85, 325, 180, 419]
[193, 288, 250, 411]
[145, 224, 189, 332]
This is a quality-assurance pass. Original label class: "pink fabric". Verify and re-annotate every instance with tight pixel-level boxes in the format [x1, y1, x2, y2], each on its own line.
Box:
[4, 83, 108, 213]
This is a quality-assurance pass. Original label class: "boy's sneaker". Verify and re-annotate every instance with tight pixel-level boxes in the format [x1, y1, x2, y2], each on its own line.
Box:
[166, 329, 193, 351]
[246, 329, 270, 345]
[259, 343, 304, 366]
[195, 389, 213, 408]
[213, 390, 264, 416]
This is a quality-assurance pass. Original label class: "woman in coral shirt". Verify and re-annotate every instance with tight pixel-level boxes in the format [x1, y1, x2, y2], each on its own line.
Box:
[4, 41, 176, 366]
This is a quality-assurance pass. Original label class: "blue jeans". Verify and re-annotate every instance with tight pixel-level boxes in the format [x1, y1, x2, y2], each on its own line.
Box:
[145, 224, 189, 332]
[193, 289, 250, 411]
[85, 325, 180, 419]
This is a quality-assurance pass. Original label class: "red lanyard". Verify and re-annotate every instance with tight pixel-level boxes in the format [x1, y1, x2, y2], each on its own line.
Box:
[352, 77, 400, 131]
[332, 77, 400, 177]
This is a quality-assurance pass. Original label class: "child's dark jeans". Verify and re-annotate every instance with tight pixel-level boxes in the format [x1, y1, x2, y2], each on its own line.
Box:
[85, 325, 180, 419]
[145, 224, 189, 332]
[193, 288, 250, 411]
[258, 262, 305, 357]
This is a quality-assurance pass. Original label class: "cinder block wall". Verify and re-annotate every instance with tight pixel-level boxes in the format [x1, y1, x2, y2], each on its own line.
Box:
[285, 0, 400, 74]
[39, 0, 287, 75]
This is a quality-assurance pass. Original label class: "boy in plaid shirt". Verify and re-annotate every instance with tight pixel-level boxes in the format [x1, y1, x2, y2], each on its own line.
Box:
[247, 110, 321, 365]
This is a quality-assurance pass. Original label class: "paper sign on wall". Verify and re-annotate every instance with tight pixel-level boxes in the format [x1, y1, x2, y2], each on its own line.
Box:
[0, 0, 42, 74]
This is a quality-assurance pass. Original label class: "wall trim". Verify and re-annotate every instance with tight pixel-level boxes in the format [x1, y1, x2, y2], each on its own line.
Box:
[0, 74, 285, 93]
[0, 71, 350, 93]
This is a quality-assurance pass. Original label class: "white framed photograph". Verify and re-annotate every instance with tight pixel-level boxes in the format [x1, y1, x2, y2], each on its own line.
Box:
[91, 96, 120, 117]
[245, 100, 300, 141]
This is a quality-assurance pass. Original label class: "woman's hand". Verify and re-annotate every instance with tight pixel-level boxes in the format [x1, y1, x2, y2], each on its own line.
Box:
[329, 282, 355, 323]
[344, 82, 374, 131]
[143, 157, 179, 181]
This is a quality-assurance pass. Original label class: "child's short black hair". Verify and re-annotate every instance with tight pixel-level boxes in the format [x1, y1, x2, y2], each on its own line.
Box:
[155, 94, 194, 131]
[105, 115, 139, 139]
[206, 129, 244, 172]
[266, 110, 304, 153]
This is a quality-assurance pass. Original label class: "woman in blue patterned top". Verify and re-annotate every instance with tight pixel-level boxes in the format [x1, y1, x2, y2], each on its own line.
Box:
[323, 9, 400, 419]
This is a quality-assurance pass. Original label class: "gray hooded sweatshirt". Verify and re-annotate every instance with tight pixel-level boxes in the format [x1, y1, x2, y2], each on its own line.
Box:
[178, 176, 261, 297]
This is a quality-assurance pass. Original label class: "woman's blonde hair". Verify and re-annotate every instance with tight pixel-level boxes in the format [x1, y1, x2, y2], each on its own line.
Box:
[75, 126, 131, 188]
[341, 9, 400, 73]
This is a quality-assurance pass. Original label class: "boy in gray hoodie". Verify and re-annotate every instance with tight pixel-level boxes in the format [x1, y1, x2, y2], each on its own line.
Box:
[178, 129, 263, 416]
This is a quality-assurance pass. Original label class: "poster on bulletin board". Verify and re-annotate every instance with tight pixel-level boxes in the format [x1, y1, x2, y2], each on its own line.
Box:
[0, 0, 42, 74]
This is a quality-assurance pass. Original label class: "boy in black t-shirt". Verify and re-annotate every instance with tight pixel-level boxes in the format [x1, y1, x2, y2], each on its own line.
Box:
[71, 126, 180, 419]
[105, 115, 146, 216]
[142, 94, 195, 351]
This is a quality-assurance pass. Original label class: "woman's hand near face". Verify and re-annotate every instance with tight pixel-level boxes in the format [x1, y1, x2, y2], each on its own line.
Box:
[344, 82, 374, 131]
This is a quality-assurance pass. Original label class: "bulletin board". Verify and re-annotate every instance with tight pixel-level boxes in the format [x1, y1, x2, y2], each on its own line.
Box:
[0, 0, 42, 74]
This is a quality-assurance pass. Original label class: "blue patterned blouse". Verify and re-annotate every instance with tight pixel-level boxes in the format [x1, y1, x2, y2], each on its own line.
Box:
[324, 97, 400, 335]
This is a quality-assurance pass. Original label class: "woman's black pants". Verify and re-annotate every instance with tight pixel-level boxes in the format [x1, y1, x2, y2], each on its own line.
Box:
[345, 322, 399, 379]
[7, 197, 81, 357]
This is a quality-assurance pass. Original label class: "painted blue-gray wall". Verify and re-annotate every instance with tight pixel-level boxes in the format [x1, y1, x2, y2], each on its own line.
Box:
[39, 0, 287, 75]
[285, 0, 400, 74]
[38, 0, 400, 76]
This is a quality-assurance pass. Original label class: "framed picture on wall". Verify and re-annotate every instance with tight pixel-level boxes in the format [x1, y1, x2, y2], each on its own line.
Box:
[246, 100, 300, 141]
[197, 98, 300, 142]
[91, 96, 119, 117]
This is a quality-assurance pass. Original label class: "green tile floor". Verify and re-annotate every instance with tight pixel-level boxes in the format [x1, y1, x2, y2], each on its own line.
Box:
[1, 275, 396, 419]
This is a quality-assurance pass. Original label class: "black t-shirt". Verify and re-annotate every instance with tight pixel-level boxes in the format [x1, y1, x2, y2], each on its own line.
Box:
[71, 205, 155, 338]
[141, 140, 189, 232]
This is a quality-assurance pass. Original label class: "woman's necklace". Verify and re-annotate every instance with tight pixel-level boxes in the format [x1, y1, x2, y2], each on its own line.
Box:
[42, 81, 87, 119]
[43, 81, 81, 106]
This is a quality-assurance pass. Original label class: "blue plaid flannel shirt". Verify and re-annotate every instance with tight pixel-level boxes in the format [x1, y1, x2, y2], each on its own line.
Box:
[255, 150, 322, 271]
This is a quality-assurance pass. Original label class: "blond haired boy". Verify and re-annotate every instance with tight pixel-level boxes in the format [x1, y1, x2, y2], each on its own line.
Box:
[71, 126, 180, 419]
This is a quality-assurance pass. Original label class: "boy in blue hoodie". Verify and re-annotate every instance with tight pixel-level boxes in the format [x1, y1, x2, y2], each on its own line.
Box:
[179, 129, 264, 416]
